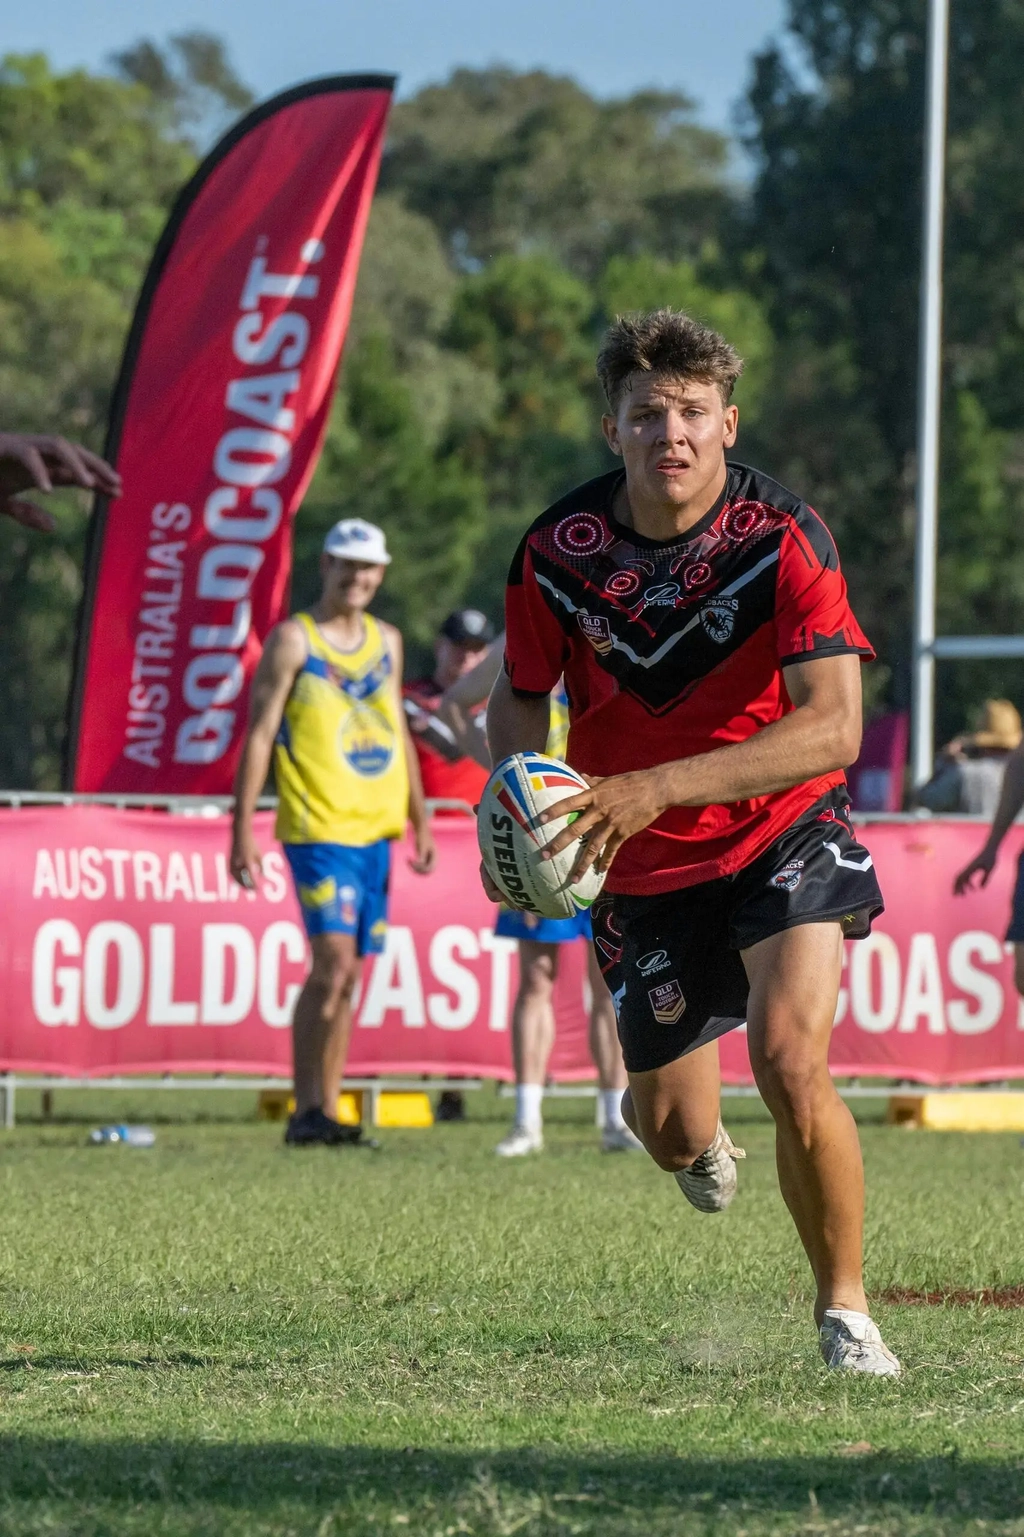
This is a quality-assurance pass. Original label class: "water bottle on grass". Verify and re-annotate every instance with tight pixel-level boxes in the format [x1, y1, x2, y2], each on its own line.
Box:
[88, 1125, 155, 1147]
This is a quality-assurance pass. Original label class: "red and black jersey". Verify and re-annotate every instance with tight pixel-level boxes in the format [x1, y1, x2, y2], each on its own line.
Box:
[504, 462, 874, 895]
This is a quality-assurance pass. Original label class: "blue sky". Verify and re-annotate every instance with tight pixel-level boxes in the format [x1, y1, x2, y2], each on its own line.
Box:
[5, 0, 790, 133]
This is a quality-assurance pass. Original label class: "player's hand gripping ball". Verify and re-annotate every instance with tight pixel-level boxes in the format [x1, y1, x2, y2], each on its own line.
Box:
[478, 752, 606, 919]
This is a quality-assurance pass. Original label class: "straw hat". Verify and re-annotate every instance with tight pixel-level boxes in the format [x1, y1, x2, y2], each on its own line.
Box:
[966, 698, 1022, 751]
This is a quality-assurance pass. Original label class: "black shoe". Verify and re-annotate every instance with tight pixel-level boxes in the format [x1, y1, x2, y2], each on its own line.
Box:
[435, 1091, 466, 1123]
[284, 1108, 379, 1148]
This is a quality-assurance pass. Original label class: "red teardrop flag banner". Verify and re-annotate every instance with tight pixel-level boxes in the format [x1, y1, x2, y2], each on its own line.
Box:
[68, 74, 396, 793]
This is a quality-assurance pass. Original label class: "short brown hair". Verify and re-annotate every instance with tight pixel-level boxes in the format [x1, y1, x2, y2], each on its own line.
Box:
[597, 309, 743, 410]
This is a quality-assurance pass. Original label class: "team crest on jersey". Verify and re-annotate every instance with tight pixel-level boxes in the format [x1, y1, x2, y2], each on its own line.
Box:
[577, 612, 612, 654]
[769, 860, 805, 892]
[648, 979, 686, 1024]
[701, 598, 739, 643]
[339, 706, 395, 777]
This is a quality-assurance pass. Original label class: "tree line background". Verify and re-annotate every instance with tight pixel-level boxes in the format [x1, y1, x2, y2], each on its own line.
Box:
[1, 0, 1023, 789]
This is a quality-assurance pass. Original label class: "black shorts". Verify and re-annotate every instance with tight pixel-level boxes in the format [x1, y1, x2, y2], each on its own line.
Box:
[591, 788, 884, 1074]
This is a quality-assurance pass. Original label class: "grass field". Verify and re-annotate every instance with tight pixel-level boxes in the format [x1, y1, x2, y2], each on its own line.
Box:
[2, 1088, 1024, 1536]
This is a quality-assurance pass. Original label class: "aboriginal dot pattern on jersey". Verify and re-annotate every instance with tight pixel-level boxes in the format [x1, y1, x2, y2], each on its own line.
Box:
[512, 463, 863, 717]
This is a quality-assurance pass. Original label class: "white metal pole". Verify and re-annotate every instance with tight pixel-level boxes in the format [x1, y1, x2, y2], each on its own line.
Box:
[911, 0, 951, 787]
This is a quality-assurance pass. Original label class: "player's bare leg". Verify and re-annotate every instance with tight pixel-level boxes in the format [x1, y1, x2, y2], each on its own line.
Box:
[622, 1040, 722, 1168]
[292, 932, 361, 1116]
[496, 940, 558, 1155]
[587, 947, 641, 1149]
[741, 922, 863, 1318]
[742, 922, 899, 1374]
[512, 940, 558, 1083]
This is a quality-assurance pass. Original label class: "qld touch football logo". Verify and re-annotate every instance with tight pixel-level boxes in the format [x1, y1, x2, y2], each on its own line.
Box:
[577, 612, 613, 654]
[700, 598, 739, 643]
[648, 979, 686, 1024]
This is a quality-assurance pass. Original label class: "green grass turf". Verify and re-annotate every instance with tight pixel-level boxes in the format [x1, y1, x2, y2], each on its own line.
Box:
[2, 1090, 1024, 1535]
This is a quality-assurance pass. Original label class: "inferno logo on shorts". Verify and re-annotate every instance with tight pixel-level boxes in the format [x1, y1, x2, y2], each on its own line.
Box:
[700, 598, 739, 643]
[648, 979, 686, 1024]
[769, 859, 805, 892]
[638, 948, 670, 976]
[577, 612, 612, 654]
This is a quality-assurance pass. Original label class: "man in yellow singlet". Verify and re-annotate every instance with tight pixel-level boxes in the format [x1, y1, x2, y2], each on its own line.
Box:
[231, 518, 436, 1146]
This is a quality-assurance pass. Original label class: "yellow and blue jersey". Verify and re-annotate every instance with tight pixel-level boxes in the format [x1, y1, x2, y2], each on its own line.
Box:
[274, 612, 409, 847]
[546, 683, 570, 759]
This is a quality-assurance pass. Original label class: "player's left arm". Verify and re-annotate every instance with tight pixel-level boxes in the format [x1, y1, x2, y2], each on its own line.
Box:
[541, 653, 863, 876]
[382, 621, 437, 875]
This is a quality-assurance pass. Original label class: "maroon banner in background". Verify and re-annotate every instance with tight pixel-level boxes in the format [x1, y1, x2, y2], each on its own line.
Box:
[2, 809, 1024, 1085]
[69, 75, 395, 794]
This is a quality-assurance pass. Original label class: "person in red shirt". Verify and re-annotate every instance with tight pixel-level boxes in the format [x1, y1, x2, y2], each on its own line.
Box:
[485, 309, 899, 1377]
[404, 609, 495, 812]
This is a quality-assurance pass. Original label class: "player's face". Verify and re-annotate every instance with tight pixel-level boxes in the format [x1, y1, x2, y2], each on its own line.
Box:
[320, 555, 386, 613]
[602, 375, 738, 513]
[434, 637, 488, 689]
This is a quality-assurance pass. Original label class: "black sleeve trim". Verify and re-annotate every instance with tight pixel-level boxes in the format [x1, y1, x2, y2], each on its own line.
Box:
[779, 644, 874, 668]
[509, 684, 552, 700]
[503, 657, 551, 700]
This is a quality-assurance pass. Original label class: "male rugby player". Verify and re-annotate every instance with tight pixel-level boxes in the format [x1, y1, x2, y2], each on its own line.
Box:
[232, 518, 436, 1146]
[484, 310, 899, 1374]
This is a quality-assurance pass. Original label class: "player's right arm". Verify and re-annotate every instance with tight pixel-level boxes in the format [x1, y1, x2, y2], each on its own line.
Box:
[485, 670, 550, 763]
[230, 619, 306, 889]
[953, 742, 1024, 894]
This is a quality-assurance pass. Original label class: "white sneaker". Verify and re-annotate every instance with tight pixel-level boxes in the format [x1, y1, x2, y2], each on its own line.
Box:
[819, 1309, 901, 1377]
[674, 1119, 746, 1212]
[495, 1124, 543, 1157]
[601, 1122, 645, 1152]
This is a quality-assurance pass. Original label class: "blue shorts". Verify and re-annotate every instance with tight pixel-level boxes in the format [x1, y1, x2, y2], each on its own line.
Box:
[283, 841, 390, 953]
[1007, 853, 1024, 942]
[494, 907, 593, 944]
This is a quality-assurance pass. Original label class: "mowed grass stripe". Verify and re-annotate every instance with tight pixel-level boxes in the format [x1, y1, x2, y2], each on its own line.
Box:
[2, 1094, 1023, 1534]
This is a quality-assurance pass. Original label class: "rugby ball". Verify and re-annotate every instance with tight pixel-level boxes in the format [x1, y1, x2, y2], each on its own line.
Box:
[478, 752, 606, 919]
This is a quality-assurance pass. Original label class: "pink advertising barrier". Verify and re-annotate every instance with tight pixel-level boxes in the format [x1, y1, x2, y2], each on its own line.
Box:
[1, 807, 1022, 1084]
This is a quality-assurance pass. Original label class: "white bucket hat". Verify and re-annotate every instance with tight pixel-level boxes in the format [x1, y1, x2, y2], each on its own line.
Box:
[322, 517, 391, 565]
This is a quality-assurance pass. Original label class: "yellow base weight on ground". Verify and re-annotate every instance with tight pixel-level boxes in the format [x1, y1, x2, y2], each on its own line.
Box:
[374, 1092, 434, 1129]
[256, 1088, 433, 1127]
[256, 1089, 363, 1124]
[256, 1090, 291, 1122]
[887, 1092, 1024, 1131]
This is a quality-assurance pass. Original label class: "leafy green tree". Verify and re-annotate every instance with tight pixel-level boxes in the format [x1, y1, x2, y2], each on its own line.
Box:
[381, 68, 732, 279]
[0, 44, 249, 785]
[297, 197, 495, 663]
[742, 0, 1024, 744]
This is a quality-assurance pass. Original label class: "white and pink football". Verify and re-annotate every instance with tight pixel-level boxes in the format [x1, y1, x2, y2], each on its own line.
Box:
[478, 752, 606, 920]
